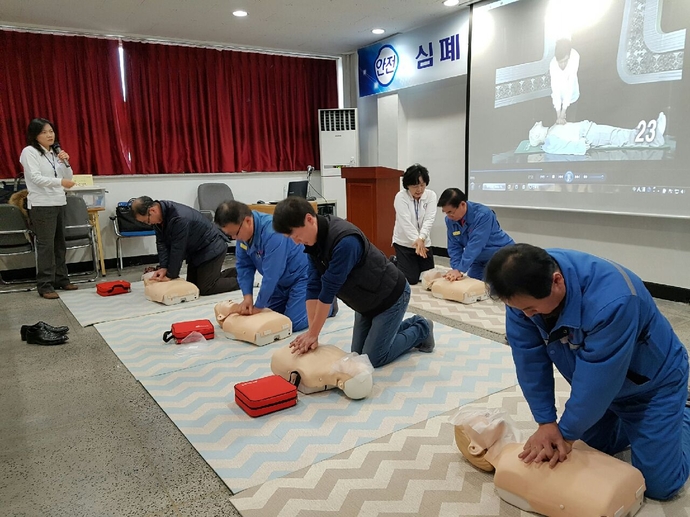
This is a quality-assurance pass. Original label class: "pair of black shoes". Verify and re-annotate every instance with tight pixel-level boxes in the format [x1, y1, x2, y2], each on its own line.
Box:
[21, 321, 69, 346]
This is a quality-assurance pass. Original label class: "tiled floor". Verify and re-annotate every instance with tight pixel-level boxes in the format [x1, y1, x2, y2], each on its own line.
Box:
[1, 256, 689, 516]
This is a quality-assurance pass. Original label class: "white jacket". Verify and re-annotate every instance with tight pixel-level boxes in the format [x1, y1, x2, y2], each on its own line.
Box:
[392, 188, 438, 248]
[19, 145, 72, 208]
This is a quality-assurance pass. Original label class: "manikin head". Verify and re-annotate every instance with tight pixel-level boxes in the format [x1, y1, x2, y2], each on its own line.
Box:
[529, 122, 548, 147]
[452, 408, 520, 472]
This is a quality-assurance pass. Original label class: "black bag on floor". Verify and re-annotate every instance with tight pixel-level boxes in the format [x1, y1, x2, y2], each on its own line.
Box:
[116, 200, 154, 233]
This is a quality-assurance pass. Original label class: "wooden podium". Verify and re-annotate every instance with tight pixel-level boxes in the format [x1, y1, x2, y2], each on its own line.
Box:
[341, 166, 402, 257]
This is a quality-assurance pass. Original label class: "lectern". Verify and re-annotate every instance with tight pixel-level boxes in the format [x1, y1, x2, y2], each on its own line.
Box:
[341, 166, 402, 257]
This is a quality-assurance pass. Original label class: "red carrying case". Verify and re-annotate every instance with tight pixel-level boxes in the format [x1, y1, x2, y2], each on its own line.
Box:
[162, 319, 215, 344]
[96, 280, 131, 296]
[234, 375, 298, 417]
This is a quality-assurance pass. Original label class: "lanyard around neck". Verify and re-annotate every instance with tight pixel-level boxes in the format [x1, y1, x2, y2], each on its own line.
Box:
[44, 152, 57, 178]
[413, 198, 422, 231]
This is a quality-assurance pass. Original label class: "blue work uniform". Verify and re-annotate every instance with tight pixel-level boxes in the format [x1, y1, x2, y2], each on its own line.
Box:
[236, 211, 309, 331]
[507, 249, 690, 500]
[445, 201, 514, 279]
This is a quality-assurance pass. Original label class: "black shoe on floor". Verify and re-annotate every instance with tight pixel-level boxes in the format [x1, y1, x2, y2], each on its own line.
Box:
[389, 255, 398, 265]
[417, 319, 435, 353]
[25, 328, 69, 346]
[21, 322, 69, 341]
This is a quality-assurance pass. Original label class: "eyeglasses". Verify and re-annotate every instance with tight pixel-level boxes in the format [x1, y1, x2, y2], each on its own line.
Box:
[410, 183, 427, 190]
[231, 219, 244, 239]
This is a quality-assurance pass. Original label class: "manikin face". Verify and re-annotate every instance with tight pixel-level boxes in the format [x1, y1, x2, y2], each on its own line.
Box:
[442, 201, 467, 222]
[503, 272, 566, 318]
[529, 122, 548, 147]
[36, 124, 55, 150]
[287, 213, 318, 246]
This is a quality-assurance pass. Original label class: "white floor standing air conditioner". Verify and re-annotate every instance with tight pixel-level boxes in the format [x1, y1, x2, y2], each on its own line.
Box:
[318, 108, 359, 219]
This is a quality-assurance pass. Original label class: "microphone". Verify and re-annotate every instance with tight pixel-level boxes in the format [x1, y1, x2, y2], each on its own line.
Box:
[307, 165, 314, 176]
[52, 142, 71, 168]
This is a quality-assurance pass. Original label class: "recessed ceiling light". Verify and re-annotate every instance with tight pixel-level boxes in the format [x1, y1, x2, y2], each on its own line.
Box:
[443, 0, 460, 6]
[372, 28, 385, 35]
[233, 10, 248, 17]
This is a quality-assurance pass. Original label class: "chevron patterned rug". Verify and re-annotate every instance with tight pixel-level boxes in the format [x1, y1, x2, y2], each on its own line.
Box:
[232, 376, 690, 517]
[137, 321, 517, 493]
[94, 302, 356, 379]
[60, 280, 250, 327]
[408, 284, 506, 334]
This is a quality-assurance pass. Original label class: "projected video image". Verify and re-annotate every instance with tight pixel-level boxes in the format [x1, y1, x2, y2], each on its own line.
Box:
[468, 0, 690, 217]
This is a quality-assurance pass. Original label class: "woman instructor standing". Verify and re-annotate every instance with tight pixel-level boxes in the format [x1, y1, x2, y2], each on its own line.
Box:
[19, 118, 78, 299]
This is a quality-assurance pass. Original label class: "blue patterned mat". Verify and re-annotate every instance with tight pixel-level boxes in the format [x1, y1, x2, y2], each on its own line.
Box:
[95, 302, 355, 379]
[138, 321, 517, 492]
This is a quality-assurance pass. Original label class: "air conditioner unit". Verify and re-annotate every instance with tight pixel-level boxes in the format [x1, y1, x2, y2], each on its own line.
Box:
[318, 108, 359, 219]
[319, 109, 359, 176]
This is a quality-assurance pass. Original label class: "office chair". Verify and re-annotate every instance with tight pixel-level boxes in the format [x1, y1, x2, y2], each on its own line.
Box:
[0, 204, 35, 292]
[198, 183, 234, 222]
[63, 196, 99, 282]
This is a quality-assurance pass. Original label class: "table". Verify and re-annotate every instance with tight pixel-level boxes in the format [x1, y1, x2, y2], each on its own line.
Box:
[248, 201, 318, 214]
[87, 207, 106, 276]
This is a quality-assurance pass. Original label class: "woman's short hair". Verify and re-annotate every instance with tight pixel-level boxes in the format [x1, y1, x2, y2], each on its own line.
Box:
[402, 164, 430, 189]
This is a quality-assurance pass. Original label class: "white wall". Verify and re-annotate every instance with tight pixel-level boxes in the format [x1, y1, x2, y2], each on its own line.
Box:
[355, 70, 690, 289]
[1, 171, 314, 272]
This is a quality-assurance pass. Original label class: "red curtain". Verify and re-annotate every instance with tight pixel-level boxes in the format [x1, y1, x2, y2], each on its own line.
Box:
[123, 42, 338, 173]
[0, 30, 338, 178]
[0, 30, 131, 177]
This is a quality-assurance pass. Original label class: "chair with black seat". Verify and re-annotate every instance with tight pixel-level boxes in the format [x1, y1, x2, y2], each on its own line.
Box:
[0, 204, 35, 292]
[63, 196, 99, 282]
[110, 201, 156, 275]
[198, 183, 234, 222]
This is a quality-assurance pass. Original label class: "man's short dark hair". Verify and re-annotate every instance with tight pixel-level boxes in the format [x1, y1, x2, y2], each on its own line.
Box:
[402, 164, 430, 189]
[273, 196, 316, 234]
[555, 39, 572, 61]
[437, 188, 467, 208]
[484, 243, 558, 301]
[214, 200, 251, 227]
[131, 196, 157, 216]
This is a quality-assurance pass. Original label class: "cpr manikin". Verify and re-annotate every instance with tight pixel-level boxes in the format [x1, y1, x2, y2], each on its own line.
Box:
[143, 276, 199, 305]
[270, 344, 374, 400]
[451, 407, 646, 517]
[214, 301, 292, 346]
[420, 268, 488, 304]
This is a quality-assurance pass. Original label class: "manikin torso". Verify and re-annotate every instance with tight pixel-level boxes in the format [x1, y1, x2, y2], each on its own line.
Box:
[454, 413, 645, 517]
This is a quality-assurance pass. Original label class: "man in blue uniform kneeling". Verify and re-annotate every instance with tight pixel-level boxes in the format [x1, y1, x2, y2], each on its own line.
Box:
[215, 200, 334, 331]
[485, 243, 690, 500]
[272, 196, 434, 368]
[437, 188, 514, 281]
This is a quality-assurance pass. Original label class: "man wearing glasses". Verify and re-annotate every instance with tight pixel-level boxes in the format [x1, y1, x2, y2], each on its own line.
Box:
[437, 188, 514, 281]
[131, 196, 239, 295]
[214, 200, 336, 331]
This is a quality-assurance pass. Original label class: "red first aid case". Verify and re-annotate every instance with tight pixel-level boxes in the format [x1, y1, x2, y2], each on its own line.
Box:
[234, 375, 298, 417]
[96, 280, 131, 296]
[162, 319, 215, 343]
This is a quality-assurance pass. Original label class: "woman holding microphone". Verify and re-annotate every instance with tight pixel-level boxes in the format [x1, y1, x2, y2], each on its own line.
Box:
[19, 118, 78, 299]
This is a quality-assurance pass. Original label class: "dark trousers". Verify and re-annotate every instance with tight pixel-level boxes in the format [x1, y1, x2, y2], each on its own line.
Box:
[393, 243, 434, 285]
[186, 251, 239, 296]
[29, 205, 70, 294]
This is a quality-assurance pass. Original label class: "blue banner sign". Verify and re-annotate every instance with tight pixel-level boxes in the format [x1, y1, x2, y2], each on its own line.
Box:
[358, 11, 469, 97]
